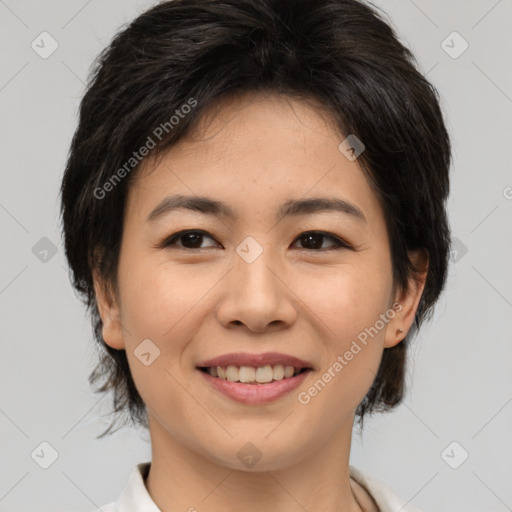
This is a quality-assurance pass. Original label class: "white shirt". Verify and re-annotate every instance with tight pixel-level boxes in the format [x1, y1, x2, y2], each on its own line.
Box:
[95, 462, 421, 512]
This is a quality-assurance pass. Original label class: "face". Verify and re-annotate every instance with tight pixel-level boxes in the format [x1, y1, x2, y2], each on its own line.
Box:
[95, 91, 425, 471]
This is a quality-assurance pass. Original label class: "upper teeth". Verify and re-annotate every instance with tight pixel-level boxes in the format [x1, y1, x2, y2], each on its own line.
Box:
[208, 364, 299, 383]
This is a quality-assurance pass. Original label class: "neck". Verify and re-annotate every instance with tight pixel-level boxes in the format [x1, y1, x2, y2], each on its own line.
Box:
[145, 412, 363, 512]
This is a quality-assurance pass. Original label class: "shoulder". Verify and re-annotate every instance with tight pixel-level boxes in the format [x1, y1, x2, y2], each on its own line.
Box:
[349, 466, 422, 512]
[88, 461, 159, 512]
[88, 503, 116, 512]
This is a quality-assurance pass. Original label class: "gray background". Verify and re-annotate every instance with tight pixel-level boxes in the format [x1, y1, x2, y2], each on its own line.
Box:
[1, 0, 511, 510]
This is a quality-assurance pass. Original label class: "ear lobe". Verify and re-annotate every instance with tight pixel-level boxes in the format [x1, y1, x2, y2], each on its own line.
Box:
[92, 269, 125, 350]
[384, 249, 429, 349]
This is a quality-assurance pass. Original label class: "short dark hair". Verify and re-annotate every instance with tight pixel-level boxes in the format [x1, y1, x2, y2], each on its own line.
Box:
[60, 0, 451, 438]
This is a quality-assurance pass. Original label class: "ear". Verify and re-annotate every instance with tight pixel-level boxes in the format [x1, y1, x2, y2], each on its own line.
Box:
[384, 248, 429, 349]
[92, 269, 125, 350]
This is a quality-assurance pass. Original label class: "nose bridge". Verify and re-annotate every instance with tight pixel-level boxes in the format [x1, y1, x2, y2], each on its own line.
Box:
[232, 234, 280, 300]
[215, 234, 296, 331]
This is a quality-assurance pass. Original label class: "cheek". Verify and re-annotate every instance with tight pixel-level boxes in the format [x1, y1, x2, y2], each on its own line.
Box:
[297, 262, 392, 408]
[303, 259, 393, 338]
[115, 258, 205, 421]
[118, 254, 204, 338]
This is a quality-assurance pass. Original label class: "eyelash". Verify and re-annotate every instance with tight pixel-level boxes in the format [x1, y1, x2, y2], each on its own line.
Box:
[158, 229, 352, 252]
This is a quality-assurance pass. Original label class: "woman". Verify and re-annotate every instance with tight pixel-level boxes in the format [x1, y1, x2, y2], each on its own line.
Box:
[60, 0, 451, 510]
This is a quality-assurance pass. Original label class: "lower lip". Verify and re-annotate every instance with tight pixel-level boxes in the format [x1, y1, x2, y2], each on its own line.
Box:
[197, 369, 311, 404]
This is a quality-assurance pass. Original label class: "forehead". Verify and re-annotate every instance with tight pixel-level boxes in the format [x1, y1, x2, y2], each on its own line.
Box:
[136, 91, 344, 178]
[176, 91, 342, 161]
[127, 91, 384, 230]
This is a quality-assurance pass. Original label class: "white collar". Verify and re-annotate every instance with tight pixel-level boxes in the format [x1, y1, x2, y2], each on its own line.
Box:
[100, 461, 421, 512]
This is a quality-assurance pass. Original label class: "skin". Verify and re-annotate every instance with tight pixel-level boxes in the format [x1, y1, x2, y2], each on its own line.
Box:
[94, 91, 428, 512]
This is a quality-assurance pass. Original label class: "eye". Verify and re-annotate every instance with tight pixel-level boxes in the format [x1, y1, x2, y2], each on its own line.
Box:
[291, 231, 351, 251]
[158, 229, 351, 251]
[159, 229, 218, 250]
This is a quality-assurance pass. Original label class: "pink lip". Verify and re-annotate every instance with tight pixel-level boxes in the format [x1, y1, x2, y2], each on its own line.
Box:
[198, 368, 312, 404]
[196, 351, 314, 369]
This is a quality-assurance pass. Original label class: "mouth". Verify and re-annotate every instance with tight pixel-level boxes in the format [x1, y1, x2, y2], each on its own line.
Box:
[195, 352, 314, 404]
[197, 364, 312, 384]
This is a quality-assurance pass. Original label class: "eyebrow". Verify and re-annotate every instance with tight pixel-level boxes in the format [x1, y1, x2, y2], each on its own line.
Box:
[146, 194, 367, 223]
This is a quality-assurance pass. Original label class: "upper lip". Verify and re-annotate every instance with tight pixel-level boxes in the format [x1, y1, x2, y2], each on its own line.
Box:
[197, 352, 314, 370]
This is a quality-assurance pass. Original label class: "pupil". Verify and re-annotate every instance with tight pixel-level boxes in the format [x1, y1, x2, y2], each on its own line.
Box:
[183, 233, 202, 248]
[303, 234, 321, 249]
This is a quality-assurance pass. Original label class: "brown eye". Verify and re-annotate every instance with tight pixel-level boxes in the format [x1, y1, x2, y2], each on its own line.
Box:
[158, 229, 351, 251]
[292, 231, 351, 251]
[161, 230, 218, 250]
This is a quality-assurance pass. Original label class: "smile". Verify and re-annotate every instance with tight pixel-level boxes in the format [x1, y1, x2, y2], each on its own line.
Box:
[198, 364, 309, 384]
[196, 352, 314, 404]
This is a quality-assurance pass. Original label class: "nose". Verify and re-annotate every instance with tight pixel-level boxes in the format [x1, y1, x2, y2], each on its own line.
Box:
[215, 247, 298, 333]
